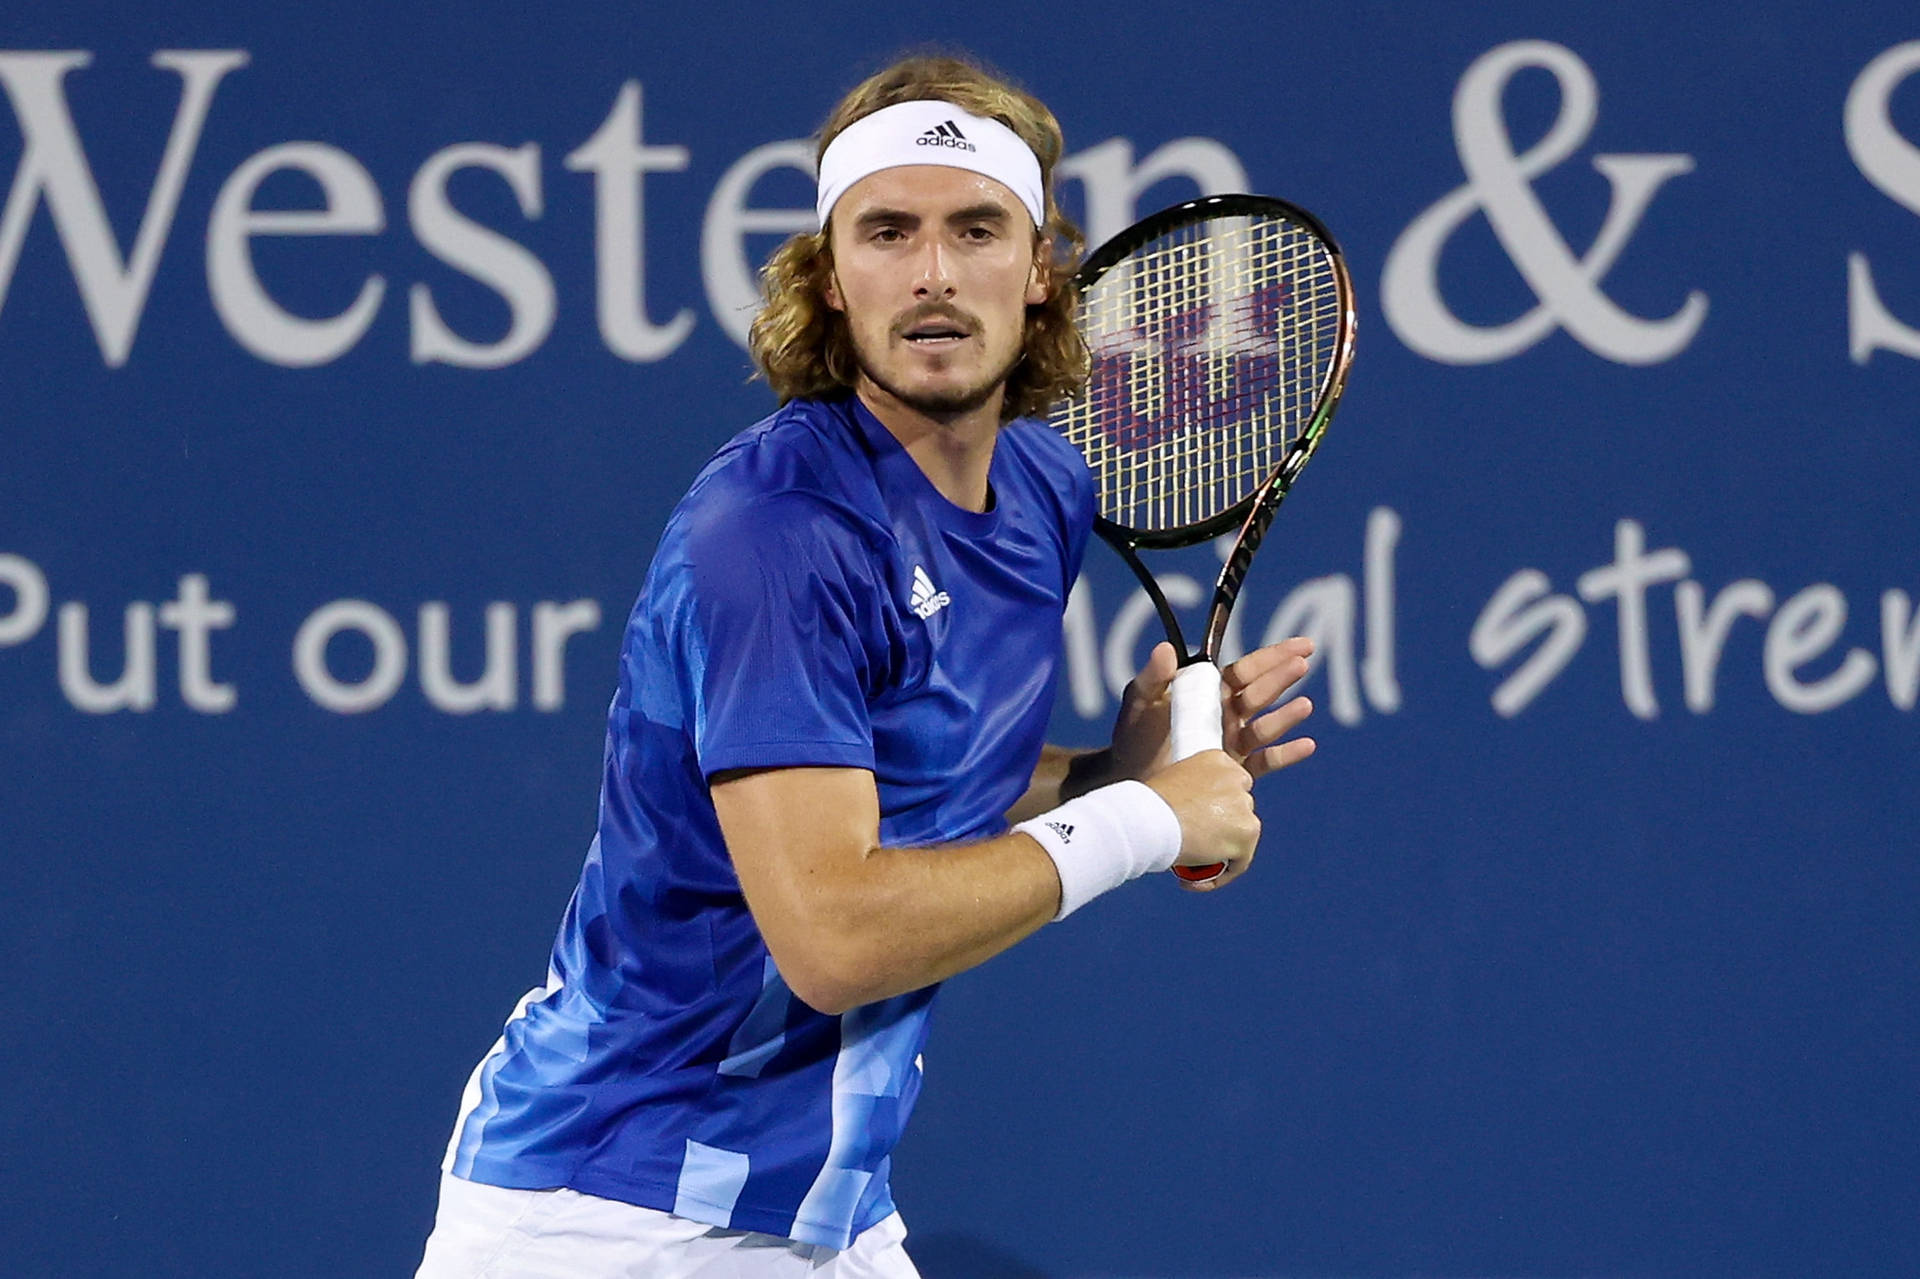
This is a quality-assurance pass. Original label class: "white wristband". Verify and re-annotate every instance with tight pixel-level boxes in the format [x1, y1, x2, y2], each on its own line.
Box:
[1014, 780, 1183, 921]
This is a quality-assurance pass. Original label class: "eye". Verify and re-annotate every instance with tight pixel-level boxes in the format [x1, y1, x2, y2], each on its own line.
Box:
[870, 226, 906, 243]
[962, 224, 997, 242]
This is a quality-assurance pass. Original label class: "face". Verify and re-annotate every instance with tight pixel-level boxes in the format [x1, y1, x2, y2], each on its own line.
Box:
[823, 164, 1049, 421]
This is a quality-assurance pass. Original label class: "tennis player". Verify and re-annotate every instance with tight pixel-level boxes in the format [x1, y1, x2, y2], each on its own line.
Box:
[415, 54, 1317, 1278]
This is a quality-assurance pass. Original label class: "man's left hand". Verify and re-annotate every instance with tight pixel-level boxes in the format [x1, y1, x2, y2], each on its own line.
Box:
[1110, 638, 1317, 785]
[1219, 636, 1316, 780]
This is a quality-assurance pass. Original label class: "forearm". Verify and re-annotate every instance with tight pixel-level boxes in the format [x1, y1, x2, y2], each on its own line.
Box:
[785, 792, 1179, 1011]
[797, 830, 1063, 1011]
[718, 758, 1190, 1013]
[718, 759, 1192, 1012]
[715, 766, 1065, 1014]
[1003, 743, 1124, 822]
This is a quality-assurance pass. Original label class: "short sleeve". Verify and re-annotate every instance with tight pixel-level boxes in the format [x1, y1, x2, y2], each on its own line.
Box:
[1063, 445, 1096, 585]
[661, 492, 884, 778]
[1004, 417, 1098, 594]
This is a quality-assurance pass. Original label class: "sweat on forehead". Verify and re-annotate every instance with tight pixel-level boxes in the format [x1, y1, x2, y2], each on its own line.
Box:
[815, 100, 1045, 231]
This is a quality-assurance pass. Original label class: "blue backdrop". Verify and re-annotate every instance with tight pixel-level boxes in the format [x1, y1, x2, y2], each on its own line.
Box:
[3, 3, 1917, 1275]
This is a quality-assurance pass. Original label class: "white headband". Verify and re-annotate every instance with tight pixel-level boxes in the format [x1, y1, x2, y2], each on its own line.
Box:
[815, 100, 1046, 231]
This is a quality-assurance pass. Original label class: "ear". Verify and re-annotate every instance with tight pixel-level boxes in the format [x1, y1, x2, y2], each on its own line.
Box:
[817, 226, 846, 312]
[1025, 234, 1052, 307]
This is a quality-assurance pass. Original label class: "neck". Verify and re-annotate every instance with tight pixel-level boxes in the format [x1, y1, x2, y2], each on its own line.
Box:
[854, 380, 1003, 513]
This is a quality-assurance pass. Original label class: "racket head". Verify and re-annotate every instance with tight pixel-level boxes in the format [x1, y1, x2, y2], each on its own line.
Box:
[1049, 194, 1356, 551]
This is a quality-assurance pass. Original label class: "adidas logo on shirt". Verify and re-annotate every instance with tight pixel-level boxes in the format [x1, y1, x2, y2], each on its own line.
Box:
[915, 120, 976, 152]
[1045, 820, 1074, 842]
[908, 565, 952, 620]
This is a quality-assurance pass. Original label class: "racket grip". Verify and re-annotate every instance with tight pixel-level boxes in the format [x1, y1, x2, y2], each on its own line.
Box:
[1167, 662, 1227, 884]
[1168, 662, 1223, 761]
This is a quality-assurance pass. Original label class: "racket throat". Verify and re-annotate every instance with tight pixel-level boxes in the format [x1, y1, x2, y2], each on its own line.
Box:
[1151, 592, 1194, 661]
[1108, 536, 1197, 659]
[1199, 480, 1286, 659]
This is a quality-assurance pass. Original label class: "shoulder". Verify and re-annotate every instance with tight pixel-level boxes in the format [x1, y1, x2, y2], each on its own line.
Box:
[674, 397, 892, 558]
[998, 414, 1091, 484]
[996, 415, 1095, 528]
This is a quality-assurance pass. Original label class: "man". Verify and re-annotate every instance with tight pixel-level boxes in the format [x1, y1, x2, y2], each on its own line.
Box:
[416, 54, 1317, 1278]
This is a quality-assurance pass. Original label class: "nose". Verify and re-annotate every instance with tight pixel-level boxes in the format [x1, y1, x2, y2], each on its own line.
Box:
[912, 239, 955, 300]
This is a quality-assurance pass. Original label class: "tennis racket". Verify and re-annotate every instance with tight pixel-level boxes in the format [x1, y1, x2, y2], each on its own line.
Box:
[1049, 194, 1356, 883]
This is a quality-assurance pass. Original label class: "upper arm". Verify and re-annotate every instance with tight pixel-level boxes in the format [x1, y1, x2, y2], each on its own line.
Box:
[665, 491, 885, 778]
[712, 763, 1062, 1013]
[710, 765, 882, 1011]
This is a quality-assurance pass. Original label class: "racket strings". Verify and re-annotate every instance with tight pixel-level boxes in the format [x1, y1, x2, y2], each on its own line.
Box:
[1059, 213, 1345, 534]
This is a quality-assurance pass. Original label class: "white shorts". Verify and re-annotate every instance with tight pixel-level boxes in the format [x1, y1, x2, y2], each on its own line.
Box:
[414, 1173, 921, 1279]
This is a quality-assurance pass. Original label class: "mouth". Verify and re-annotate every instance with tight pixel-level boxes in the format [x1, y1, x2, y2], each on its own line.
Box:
[897, 311, 976, 350]
[904, 335, 968, 353]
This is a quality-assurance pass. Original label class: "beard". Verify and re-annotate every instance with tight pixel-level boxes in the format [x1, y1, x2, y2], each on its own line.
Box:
[858, 359, 1012, 417]
[847, 324, 1025, 419]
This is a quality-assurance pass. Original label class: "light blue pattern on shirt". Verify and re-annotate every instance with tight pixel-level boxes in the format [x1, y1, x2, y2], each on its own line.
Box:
[793, 997, 925, 1244]
[674, 1140, 752, 1219]
[718, 956, 791, 1078]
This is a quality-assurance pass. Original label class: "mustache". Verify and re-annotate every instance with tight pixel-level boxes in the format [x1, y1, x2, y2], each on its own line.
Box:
[890, 301, 980, 339]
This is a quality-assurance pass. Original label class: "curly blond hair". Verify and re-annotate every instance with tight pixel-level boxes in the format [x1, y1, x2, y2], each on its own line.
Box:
[748, 54, 1088, 421]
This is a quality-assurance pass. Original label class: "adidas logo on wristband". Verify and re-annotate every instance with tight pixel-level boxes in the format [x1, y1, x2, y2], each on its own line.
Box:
[1015, 781, 1181, 922]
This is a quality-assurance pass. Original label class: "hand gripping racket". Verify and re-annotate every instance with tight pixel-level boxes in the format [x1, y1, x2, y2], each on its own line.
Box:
[1048, 194, 1356, 883]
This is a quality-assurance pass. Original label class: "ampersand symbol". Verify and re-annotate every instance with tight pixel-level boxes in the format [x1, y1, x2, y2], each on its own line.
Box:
[1384, 40, 1709, 365]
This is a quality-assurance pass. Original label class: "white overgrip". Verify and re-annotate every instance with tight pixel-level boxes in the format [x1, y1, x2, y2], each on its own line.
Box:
[1168, 661, 1224, 761]
[1166, 660, 1228, 884]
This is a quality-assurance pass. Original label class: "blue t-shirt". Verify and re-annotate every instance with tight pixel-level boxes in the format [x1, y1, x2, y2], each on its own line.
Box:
[444, 394, 1094, 1248]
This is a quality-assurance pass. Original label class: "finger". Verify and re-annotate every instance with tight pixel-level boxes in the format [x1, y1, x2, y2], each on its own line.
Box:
[1221, 637, 1314, 692]
[1227, 654, 1312, 721]
[1246, 734, 1317, 781]
[1234, 696, 1314, 753]
[1131, 641, 1180, 701]
[1219, 644, 1286, 695]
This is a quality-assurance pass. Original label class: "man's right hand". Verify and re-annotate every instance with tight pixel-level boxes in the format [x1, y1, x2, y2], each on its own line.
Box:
[1143, 749, 1261, 890]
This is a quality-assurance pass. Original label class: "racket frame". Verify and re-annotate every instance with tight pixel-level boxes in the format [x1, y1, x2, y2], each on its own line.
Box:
[1055, 192, 1355, 883]
[1067, 193, 1358, 671]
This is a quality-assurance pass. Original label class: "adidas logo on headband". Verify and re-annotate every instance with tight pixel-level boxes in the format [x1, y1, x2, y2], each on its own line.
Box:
[815, 101, 1045, 229]
[916, 120, 977, 152]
